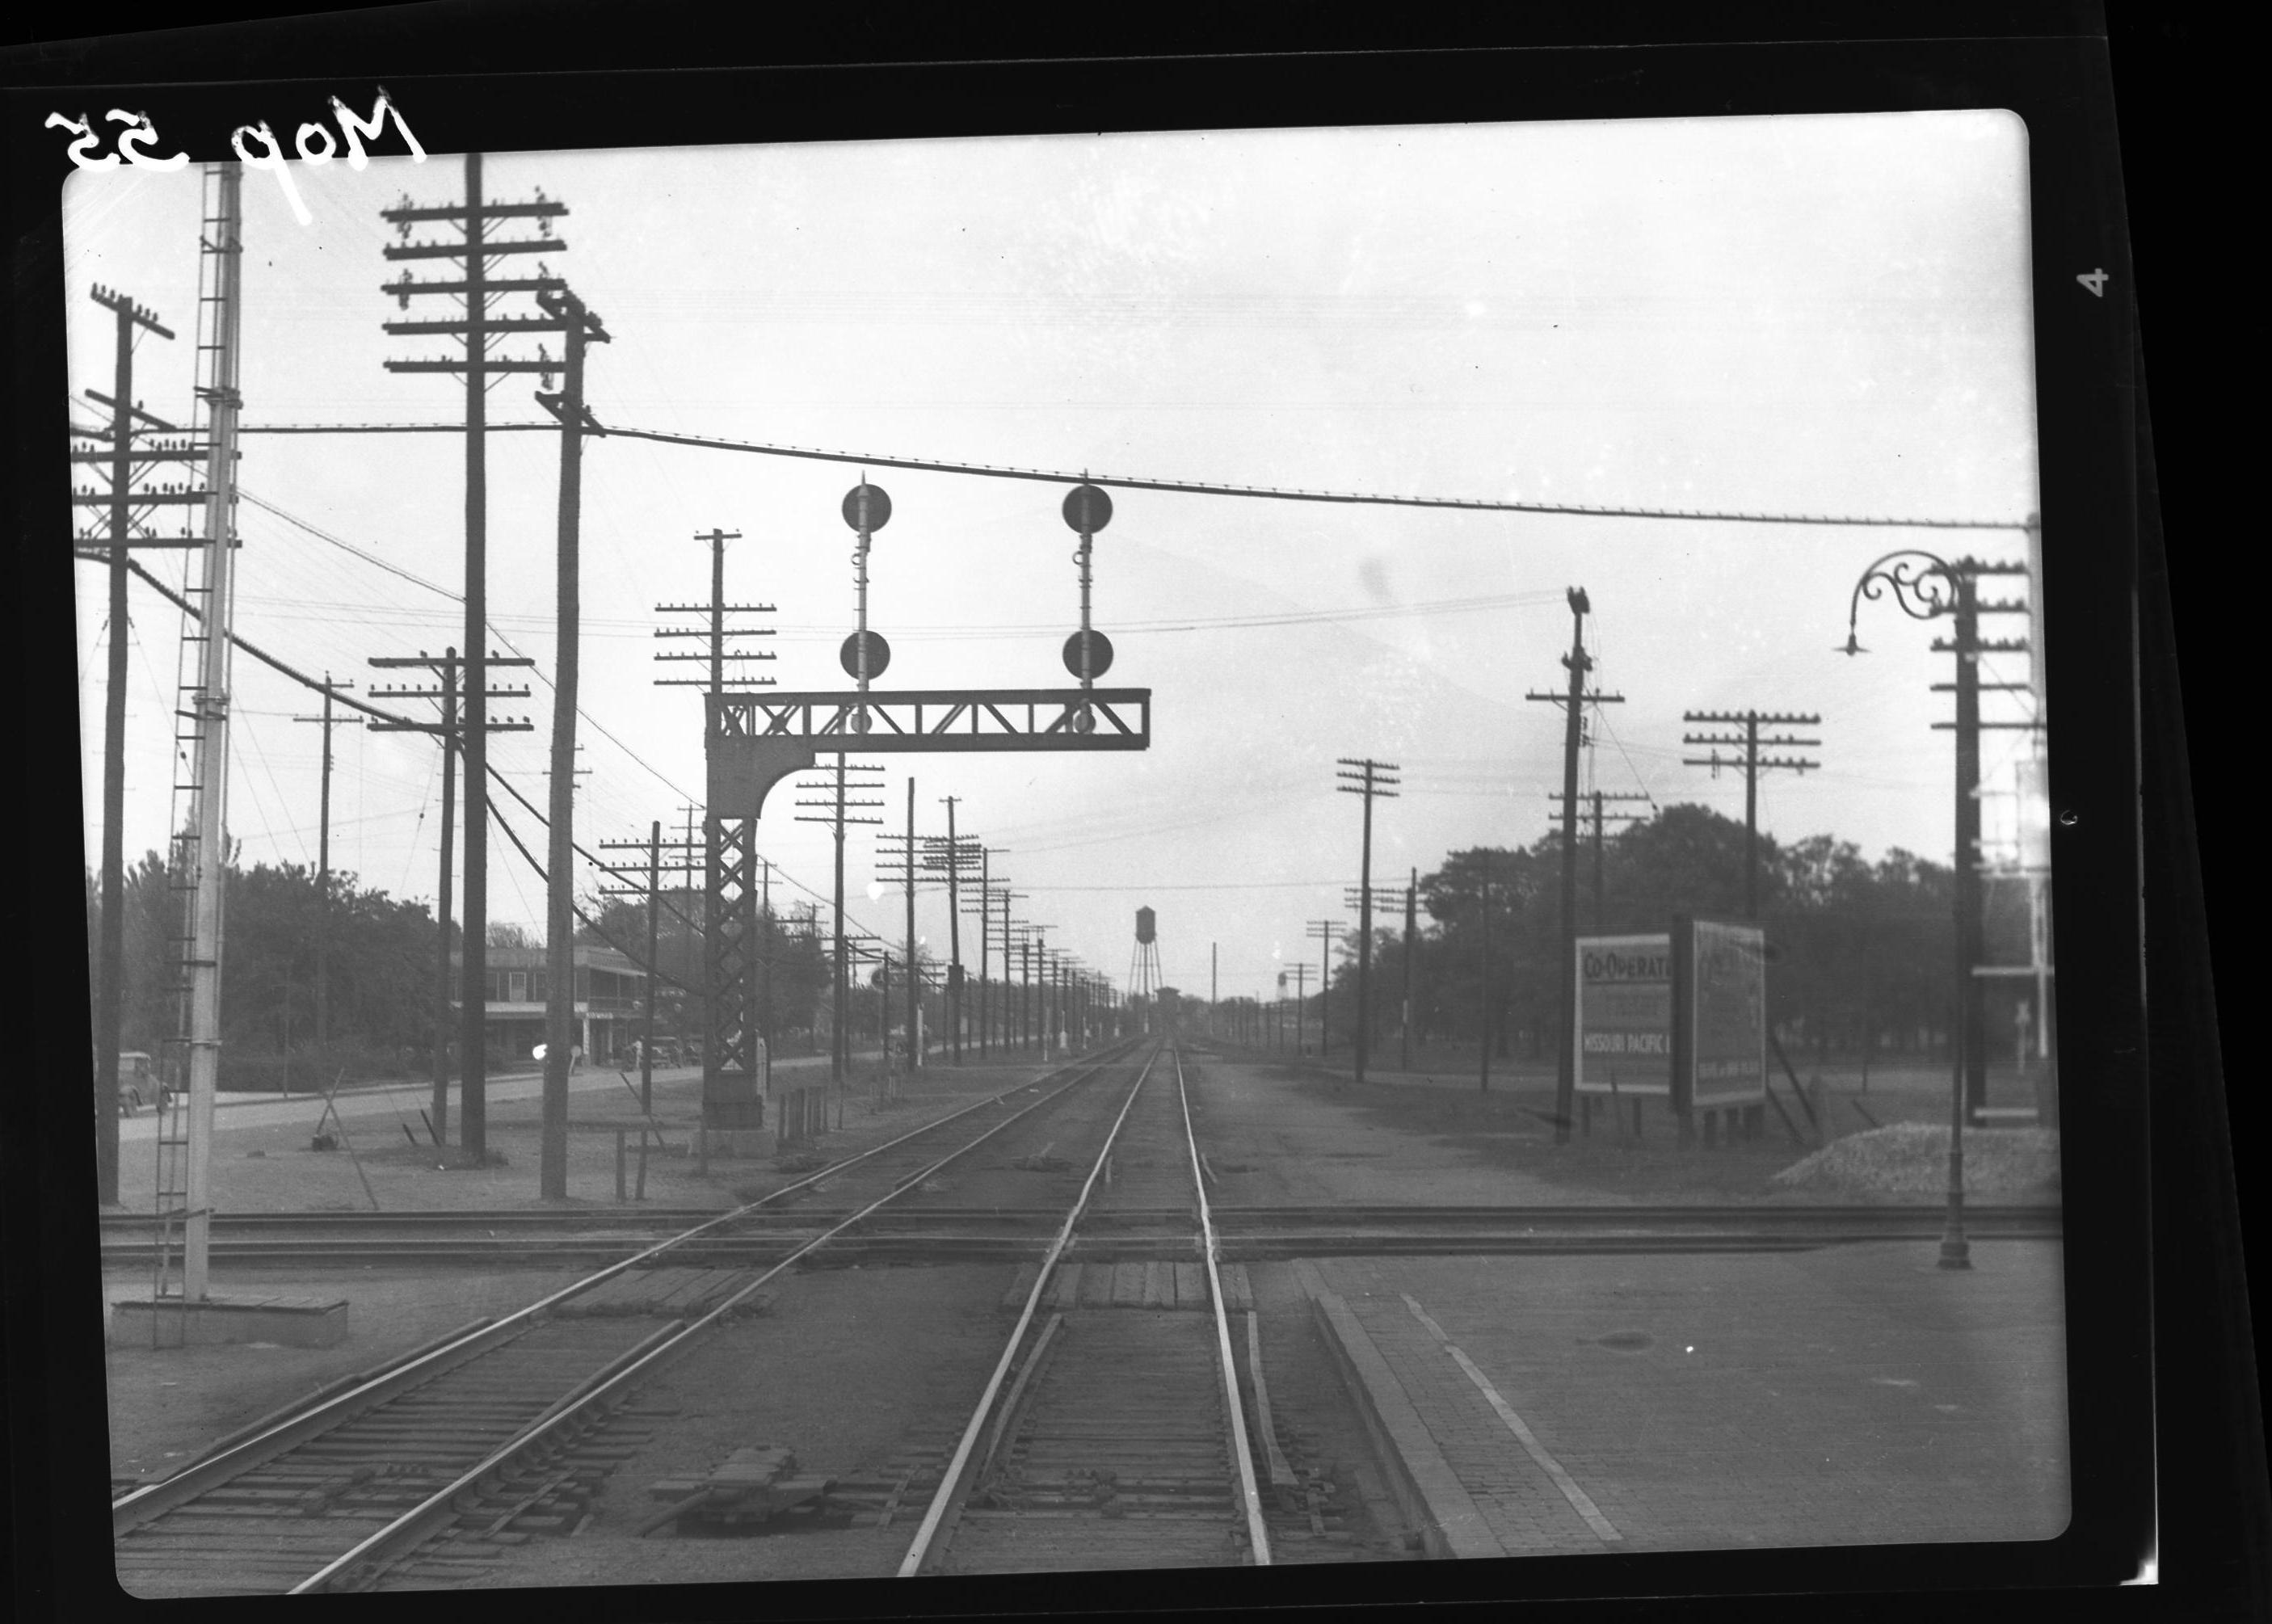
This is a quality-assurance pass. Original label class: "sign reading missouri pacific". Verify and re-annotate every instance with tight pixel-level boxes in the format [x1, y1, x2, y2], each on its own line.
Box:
[1574, 932, 1672, 1096]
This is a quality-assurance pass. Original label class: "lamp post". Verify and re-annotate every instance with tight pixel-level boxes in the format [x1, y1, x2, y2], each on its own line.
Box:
[1842, 549, 1975, 1272]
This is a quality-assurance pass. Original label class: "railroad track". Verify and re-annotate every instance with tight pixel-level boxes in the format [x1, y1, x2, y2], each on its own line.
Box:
[898, 1041, 1329, 1575]
[109, 1039, 1152, 1597]
[100, 1202, 2064, 1268]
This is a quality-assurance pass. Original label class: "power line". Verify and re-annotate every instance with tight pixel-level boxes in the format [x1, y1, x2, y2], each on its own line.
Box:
[231, 415, 2030, 532]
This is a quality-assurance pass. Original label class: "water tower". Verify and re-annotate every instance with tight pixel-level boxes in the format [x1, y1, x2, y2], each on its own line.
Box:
[1130, 907, 1163, 1032]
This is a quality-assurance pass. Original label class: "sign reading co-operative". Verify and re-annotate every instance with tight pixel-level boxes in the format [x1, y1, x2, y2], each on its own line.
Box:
[1681, 919, 1768, 1109]
[1574, 933, 1672, 1096]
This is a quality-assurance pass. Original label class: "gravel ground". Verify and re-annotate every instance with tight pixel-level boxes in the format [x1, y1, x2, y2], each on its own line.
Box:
[103, 1056, 1082, 1217]
[432, 1261, 1020, 1588]
[1179, 1054, 1610, 1207]
[1771, 1125, 2062, 1197]
[103, 1265, 589, 1479]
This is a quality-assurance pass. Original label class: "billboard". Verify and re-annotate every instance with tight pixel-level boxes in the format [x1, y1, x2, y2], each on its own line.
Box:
[1676, 918, 1767, 1109]
[1573, 933, 1673, 1096]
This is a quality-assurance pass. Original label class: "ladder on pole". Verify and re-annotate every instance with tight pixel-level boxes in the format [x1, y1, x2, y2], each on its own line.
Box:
[151, 162, 242, 1334]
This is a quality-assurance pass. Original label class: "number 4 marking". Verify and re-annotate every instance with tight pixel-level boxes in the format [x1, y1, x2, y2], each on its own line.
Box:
[2077, 269, 2110, 297]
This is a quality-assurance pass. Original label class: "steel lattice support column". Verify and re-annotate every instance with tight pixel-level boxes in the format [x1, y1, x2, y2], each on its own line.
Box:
[705, 812, 763, 1129]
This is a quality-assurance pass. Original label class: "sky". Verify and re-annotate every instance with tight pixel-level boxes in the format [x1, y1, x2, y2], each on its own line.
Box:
[66, 111, 2046, 1005]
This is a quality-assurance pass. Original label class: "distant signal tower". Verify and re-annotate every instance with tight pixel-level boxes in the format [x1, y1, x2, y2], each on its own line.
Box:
[1130, 907, 1164, 1032]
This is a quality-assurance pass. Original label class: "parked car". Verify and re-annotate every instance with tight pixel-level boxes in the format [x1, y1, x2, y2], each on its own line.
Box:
[104, 1051, 158, 1116]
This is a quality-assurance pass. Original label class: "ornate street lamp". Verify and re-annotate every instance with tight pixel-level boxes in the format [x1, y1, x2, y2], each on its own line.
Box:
[1843, 549, 1973, 1271]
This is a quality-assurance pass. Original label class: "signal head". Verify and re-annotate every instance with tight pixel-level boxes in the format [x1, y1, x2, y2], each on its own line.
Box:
[1062, 482, 1113, 535]
[843, 482, 891, 532]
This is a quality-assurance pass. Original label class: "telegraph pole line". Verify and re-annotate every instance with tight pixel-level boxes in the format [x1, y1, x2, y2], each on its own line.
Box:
[874, 797, 943, 1077]
[1546, 789, 1651, 928]
[382, 154, 569, 1173]
[1288, 963, 1313, 1055]
[1336, 758, 1400, 1085]
[1304, 920, 1337, 1058]
[959, 850, 1011, 1059]
[292, 675, 364, 1054]
[1478, 851, 1493, 1093]
[937, 799, 966, 1063]
[905, 780, 919, 1074]
[1928, 564, 2034, 1119]
[72, 282, 190, 1205]
[1403, 869, 1417, 1072]
[596, 823, 703, 1192]
[1681, 709, 1821, 918]
[1528, 588, 1622, 1141]
[793, 760, 883, 1088]
[998, 898, 1029, 1050]
[369, 650, 533, 1155]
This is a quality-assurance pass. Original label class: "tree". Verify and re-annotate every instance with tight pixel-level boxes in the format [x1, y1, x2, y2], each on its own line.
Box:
[1395, 805, 1963, 1075]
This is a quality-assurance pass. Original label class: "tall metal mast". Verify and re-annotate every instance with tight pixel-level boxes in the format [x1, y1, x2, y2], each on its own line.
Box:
[176, 162, 244, 1302]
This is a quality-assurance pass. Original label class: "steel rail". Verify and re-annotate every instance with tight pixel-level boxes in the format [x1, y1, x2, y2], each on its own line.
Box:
[97, 1200, 2064, 1238]
[288, 1042, 1145, 1593]
[114, 1043, 1136, 1534]
[895, 1041, 1169, 1577]
[1173, 1044, 1273, 1564]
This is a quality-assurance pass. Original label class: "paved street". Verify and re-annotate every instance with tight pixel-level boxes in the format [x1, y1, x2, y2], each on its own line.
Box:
[1297, 1242, 2068, 1555]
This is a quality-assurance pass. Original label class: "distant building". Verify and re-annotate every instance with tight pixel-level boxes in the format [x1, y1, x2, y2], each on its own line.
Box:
[450, 945, 649, 1067]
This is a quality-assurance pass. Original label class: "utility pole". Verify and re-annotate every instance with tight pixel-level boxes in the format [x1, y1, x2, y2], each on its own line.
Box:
[382, 154, 568, 1170]
[1288, 963, 1313, 1054]
[1844, 550, 2036, 1264]
[654, 528, 776, 1138]
[1343, 879, 1400, 1060]
[991, 887, 1025, 1054]
[654, 530, 776, 692]
[1306, 919, 1337, 1059]
[960, 850, 1009, 1060]
[596, 823, 700, 1119]
[369, 651, 532, 1155]
[1211, 942, 1218, 1037]
[1402, 872, 1419, 1070]
[1336, 758, 1401, 1084]
[1477, 851, 1492, 1093]
[72, 283, 191, 1206]
[1929, 566, 2034, 1119]
[907, 781, 920, 1072]
[1546, 789, 1651, 928]
[173, 162, 245, 1305]
[1019, 931, 1035, 1051]
[793, 760, 882, 1088]
[1528, 588, 1623, 1142]
[292, 675, 364, 1055]
[873, 788, 942, 1078]
[1681, 709, 1821, 918]
[935, 800, 969, 1063]
[529, 279, 604, 1208]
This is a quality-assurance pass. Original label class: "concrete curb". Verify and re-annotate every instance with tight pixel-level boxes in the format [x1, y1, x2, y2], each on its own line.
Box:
[1290, 1260, 1507, 1560]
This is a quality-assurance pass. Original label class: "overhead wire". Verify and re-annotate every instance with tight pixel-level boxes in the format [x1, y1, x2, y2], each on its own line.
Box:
[234, 417, 2034, 534]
